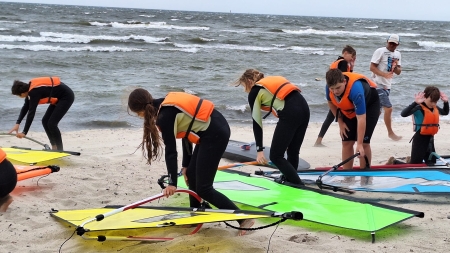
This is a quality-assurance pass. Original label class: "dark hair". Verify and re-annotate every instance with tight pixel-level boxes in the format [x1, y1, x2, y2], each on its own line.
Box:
[342, 45, 356, 56]
[127, 88, 162, 164]
[326, 69, 345, 87]
[11, 80, 29, 95]
[423, 86, 440, 102]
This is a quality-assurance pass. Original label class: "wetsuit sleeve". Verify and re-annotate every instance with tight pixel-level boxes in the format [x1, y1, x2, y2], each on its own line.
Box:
[16, 98, 29, 124]
[248, 87, 264, 150]
[348, 80, 366, 115]
[337, 60, 349, 72]
[400, 102, 421, 117]
[181, 138, 192, 168]
[437, 102, 449, 115]
[157, 107, 179, 187]
[22, 90, 41, 135]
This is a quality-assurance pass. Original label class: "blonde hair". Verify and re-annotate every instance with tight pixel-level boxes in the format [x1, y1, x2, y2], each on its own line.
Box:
[235, 69, 265, 93]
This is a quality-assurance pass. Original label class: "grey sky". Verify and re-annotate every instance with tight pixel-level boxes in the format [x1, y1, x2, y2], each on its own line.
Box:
[3, 0, 450, 21]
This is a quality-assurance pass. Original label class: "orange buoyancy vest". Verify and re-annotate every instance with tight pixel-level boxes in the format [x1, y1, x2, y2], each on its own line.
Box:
[29, 77, 61, 105]
[160, 92, 214, 144]
[330, 59, 352, 72]
[413, 104, 440, 135]
[255, 76, 301, 118]
[0, 148, 6, 163]
[329, 72, 377, 119]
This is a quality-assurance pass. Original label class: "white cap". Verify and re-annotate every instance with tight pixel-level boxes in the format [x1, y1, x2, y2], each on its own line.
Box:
[387, 34, 400, 44]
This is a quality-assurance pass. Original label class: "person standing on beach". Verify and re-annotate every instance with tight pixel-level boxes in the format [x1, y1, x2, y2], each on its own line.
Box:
[9, 77, 74, 151]
[0, 148, 17, 212]
[370, 34, 402, 141]
[236, 69, 310, 185]
[315, 45, 356, 147]
[325, 69, 379, 180]
[127, 88, 254, 235]
[400, 86, 448, 164]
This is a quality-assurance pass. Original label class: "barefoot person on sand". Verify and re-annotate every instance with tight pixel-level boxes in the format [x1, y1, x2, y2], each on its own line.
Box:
[127, 88, 254, 235]
[0, 148, 17, 212]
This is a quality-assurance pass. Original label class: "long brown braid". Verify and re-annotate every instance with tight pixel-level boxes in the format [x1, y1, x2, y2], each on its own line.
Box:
[236, 69, 265, 93]
[127, 88, 162, 164]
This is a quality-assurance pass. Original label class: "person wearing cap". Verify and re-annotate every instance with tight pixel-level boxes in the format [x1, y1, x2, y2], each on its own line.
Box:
[370, 34, 402, 141]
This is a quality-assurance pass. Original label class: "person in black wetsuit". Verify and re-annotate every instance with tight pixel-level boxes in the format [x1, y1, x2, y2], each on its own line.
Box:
[236, 69, 310, 185]
[127, 88, 254, 235]
[0, 148, 17, 212]
[9, 77, 74, 151]
[400, 86, 449, 164]
[314, 45, 356, 147]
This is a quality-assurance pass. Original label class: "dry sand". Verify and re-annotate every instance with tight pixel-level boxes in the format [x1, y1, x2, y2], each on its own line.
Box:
[1, 121, 450, 253]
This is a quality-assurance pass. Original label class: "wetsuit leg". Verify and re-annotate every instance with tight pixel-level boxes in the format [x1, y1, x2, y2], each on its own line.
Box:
[0, 159, 17, 199]
[42, 92, 74, 150]
[270, 92, 310, 184]
[186, 110, 239, 211]
[410, 134, 432, 164]
[318, 110, 335, 138]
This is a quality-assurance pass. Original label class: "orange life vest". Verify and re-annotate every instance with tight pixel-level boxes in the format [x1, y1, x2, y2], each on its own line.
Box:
[0, 148, 6, 163]
[255, 76, 301, 118]
[329, 72, 377, 119]
[413, 104, 440, 135]
[160, 92, 214, 144]
[330, 59, 352, 72]
[29, 77, 61, 105]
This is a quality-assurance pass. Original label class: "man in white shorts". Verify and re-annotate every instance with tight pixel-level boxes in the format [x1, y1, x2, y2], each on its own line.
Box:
[370, 34, 402, 141]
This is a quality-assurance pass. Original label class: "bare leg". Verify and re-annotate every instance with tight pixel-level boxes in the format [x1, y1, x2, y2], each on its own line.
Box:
[384, 107, 402, 141]
[314, 137, 325, 147]
[237, 219, 255, 236]
[0, 195, 13, 212]
[342, 141, 356, 183]
[52, 145, 58, 150]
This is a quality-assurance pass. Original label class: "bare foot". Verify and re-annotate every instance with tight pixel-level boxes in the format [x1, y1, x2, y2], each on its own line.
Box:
[237, 219, 255, 236]
[313, 143, 326, 147]
[0, 195, 13, 212]
[388, 134, 402, 141]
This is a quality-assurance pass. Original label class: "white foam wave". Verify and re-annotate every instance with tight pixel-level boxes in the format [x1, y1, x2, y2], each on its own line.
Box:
[173, 43, 284, 52]
[417, 41, 450, 49]
[282, 28, 420, 37]
[0, 44, 145, 52]
[139, 15, 155, 18]
[20, 29, 32, 33]
[365, 26, 379, 29]
[199, 37, 215, 42]
[0, 32, 168, 44]
[160, 47, 199, 53]
[226, 104, 247, 112]
[90, 21, 209, 30]
[183, 89, 197, 95]
[0, 28, 10, 31]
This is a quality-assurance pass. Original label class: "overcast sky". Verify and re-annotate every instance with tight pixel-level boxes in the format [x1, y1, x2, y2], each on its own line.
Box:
[3, 0, 450, 22]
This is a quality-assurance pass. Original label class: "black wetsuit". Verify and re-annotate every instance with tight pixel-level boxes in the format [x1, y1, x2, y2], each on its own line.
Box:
[154, 98, 239, 211]
[16, 83, 74, 150]
[248, 87, 310, 184]
[318, 56, 351, 138]
[0, 158, 17, 199]
[401, 101, 449, 164]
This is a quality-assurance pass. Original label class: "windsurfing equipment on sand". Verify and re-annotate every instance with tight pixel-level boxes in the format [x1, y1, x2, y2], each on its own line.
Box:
[223, 140, 310, 170]
[51, 189, 303, 242]
[177, 168, 424, 242]
[1, 133, 81, 164]
[15, 164, 60, 181]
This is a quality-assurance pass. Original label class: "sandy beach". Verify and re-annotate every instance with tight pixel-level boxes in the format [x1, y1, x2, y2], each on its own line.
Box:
[1, 121, 450, 253]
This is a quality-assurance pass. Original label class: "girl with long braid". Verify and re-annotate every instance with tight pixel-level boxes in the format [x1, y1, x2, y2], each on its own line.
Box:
[127, 88, 254, 235]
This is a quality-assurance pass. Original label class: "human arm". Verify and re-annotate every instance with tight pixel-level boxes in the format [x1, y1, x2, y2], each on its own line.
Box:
[21, 91, 41, 135]
[248, 87, 267, 163]
[370, 62, 393, 79]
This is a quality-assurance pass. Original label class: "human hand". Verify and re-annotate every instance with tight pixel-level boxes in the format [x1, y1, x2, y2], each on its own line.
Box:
[181, 167, 189, 186]
[338, 120, 349, 139]
[384, 72, 394, 78]
[8, 124, 20, 134]
[356, 144, 365, 158]
[256, 151, 268, 164]
[414, 91, 425, 104]
[163, 185, 177, 198]
[440, 92, 448, 103]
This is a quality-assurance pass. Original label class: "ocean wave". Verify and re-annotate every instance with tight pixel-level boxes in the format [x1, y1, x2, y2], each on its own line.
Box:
[416, 41, 450, 49]
[282, 28, 420, 37]
[0, 28, 10, 31]
[79, 120, 132, 128]
[160, 47, 199, 53]
[90, 21, 209, 30]
[226, 104, 248, 112]
[0, 32, 169, 44]
[365, 26, 379, 29]
[0, 44, 145, 52]
[139, 15, 155, 18]
[173, 42, 284, 52]
[188, 37, 215, 43]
